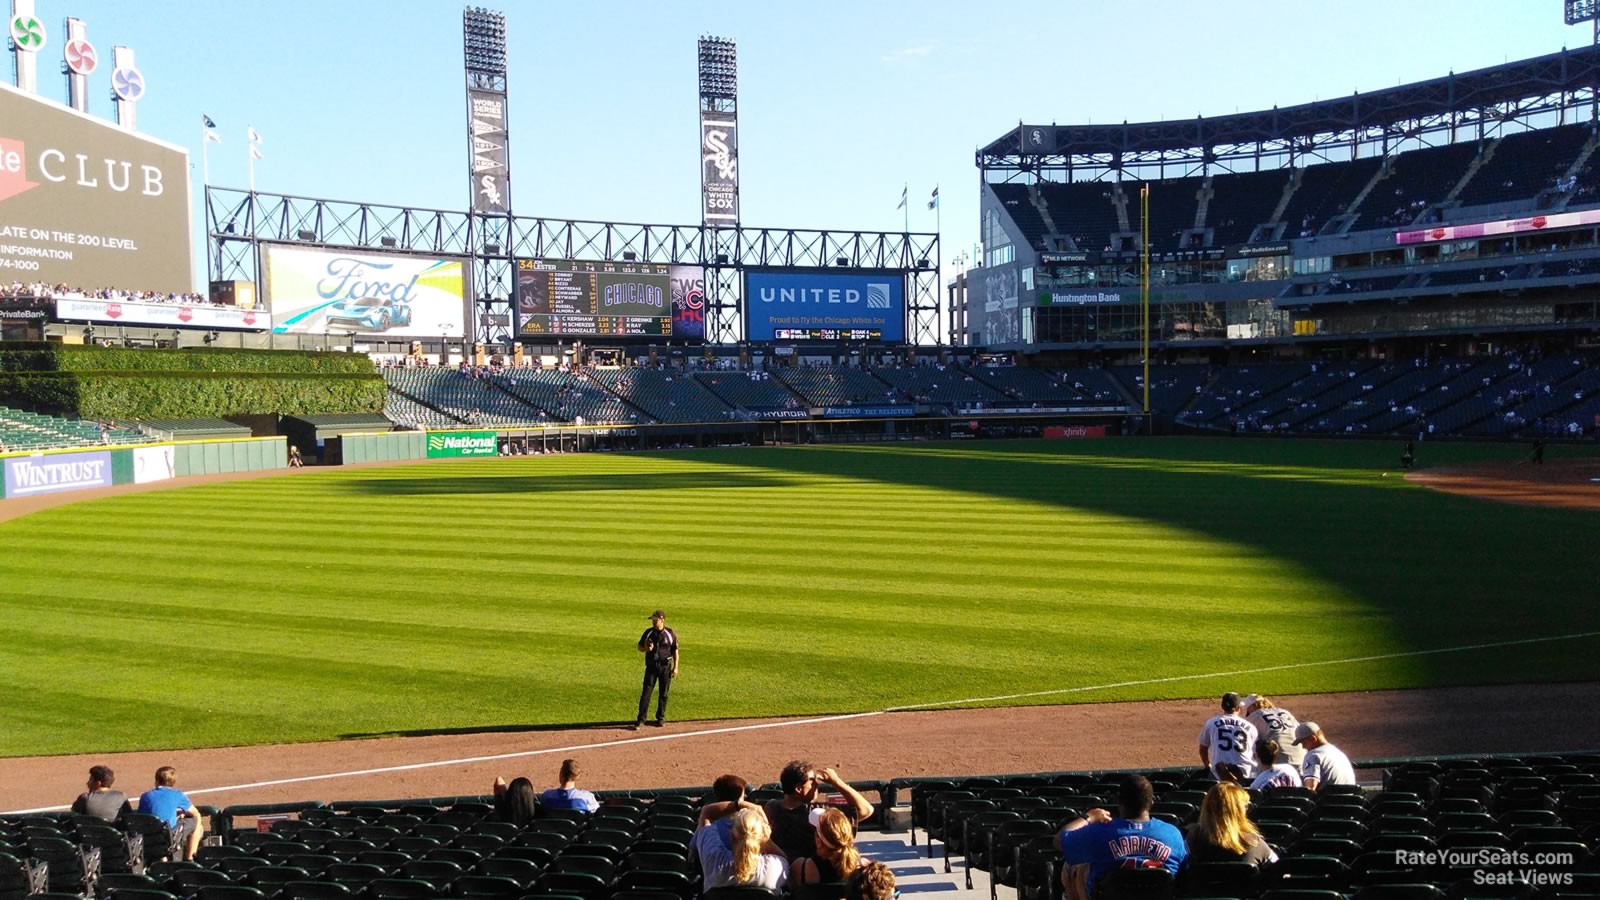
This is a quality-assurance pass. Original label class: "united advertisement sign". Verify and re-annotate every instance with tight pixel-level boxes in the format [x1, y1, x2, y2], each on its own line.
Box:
[426, 430, 497, 458]
[0, 81, 192, 293]
[263, 245, 469, 338]
[744, 270, 905, 342]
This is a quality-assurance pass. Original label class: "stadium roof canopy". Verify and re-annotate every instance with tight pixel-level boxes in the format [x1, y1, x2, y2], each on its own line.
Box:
[981, 46, 1600, 175]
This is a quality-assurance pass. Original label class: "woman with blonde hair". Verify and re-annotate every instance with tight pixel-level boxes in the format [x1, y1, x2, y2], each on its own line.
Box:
[692, 806, 787, 893]
[791, 808, 864, 885]
[1185, 782, 1278, 866]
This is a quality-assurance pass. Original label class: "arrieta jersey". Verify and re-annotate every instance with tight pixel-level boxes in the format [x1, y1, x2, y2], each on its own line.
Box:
[1198, 713, 1259, 777]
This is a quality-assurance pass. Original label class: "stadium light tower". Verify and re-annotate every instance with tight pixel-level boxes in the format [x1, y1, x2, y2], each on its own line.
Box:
[1567, 0, 1600, 45]
[464, 6, 513, 346]
[698, 35, 740, 344]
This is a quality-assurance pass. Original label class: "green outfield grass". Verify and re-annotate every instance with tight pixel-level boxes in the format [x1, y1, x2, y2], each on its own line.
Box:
[0, 437, 1595, 757]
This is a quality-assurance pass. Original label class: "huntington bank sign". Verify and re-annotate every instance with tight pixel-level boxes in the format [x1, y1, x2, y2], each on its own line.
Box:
[426, 431, 497, 458]
[3, 449, 112, 497]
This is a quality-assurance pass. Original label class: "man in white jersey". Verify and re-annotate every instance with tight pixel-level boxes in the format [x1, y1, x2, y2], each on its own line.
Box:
[1197, 692, 1259, 782]
[1294, 722, 1358, 791]
[1242, 694, 1305, 767]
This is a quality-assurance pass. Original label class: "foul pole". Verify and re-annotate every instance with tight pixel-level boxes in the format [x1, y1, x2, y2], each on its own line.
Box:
[1140, 184, 1151, 428]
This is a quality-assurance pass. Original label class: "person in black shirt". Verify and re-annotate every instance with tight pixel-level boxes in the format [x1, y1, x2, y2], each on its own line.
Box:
[634, 609, 679, 729]
[764, 760, 875, 861]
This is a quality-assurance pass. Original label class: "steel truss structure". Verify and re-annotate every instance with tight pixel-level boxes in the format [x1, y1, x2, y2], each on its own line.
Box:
[980, 46, 1600, 182]
[205, 187, 942, 345]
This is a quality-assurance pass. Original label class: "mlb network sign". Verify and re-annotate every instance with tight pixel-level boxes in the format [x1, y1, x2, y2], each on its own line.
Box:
[744, 270, 904, 342]
[426, 430, 497, 458]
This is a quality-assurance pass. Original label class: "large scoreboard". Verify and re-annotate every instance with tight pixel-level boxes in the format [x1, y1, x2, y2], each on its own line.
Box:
[516, 258, 673, 337]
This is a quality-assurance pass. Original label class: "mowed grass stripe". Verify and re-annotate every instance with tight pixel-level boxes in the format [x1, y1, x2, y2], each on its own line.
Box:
[0, 438, 1594, 756]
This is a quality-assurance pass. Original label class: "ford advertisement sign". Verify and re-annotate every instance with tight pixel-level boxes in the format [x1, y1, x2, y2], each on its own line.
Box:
[263, 244, 469, 338]
[744, 270, 904, 342]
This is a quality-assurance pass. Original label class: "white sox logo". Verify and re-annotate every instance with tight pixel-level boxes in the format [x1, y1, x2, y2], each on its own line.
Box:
[703, 129, 736, 182]
[479, 175, 502, 207]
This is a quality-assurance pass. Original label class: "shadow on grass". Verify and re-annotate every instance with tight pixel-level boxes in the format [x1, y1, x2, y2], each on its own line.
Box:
[348, 470, 794, 496]
[682, 439, 1598, 689]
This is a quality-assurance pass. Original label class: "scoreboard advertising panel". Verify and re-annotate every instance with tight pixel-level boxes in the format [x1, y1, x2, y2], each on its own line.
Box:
[517, 258, 690, 338]
[744, 269, 905, 342]
[0, 82, 193, 293]
[264, 245, 469, 338]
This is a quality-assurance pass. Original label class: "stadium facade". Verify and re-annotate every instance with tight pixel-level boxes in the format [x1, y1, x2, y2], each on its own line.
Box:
[961, 46, 1600, 359]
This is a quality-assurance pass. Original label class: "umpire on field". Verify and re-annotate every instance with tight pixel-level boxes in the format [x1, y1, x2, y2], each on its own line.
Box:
[633, 610, 679, 730]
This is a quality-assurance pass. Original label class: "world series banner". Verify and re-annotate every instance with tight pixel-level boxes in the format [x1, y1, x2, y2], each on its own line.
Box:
[467, 88, 510, 214]
[670, 265, 705, 342]
[700, 113, 738, 223]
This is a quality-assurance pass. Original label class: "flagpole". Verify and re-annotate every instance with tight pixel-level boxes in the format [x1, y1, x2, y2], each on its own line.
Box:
[201, 122, 209, 189]
[903, 182, 909, 234]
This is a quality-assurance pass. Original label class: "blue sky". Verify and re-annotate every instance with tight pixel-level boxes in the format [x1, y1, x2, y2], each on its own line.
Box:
[20, 0, 1578, 290]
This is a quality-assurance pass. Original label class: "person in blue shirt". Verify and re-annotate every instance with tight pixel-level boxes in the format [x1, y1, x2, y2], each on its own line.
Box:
[138, 766, 205, 861]
[1058, 775, 1186, 900]
[539, 758, 600, 813]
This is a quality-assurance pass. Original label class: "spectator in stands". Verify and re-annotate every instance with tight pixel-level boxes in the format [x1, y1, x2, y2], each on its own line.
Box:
[790, 808, 865, 888]
[1249, 740, 1303, 791]
[694, 807, 787, 893]
[70, 765, 131, 822]
[1058, 775, 1186, 900]
[541, 758, 600, 813]
[1243, 695, 1304, 768]
[846, 861, 897, 900]
[1197, 692, 1259, 781]
[138, 766, 204, 860]
[764, 761, 875, 860]
[697, 774, 756, 852]
[492, 775, 538, 826]
[1185, 783, 1278, 866]
[1293, 723, 1357, 791]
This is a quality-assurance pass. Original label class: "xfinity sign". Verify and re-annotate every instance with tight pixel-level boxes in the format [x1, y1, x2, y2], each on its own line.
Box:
[744, 270, 904, 342]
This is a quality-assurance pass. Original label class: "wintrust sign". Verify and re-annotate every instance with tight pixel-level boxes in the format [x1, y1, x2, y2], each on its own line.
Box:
[3, 450, 112, 498]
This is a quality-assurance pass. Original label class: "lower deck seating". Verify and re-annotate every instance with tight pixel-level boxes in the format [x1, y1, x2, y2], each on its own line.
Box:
[493, 368, 646, 425]
[5, 751, 1596, 900]
[691, 371, 807, 412]
[0, 405, 150, 453]
[381, 369, 552, 427]
[869, 366, 1007, 407]
[587, 369, 736, 423]
[774, 366, 897, 407]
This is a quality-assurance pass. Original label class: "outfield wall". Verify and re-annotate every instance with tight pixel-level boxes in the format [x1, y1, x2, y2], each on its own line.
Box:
[0, 436, 286, 501]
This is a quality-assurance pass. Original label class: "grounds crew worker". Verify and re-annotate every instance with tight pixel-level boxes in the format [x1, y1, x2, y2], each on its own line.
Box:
[634, 610, 679, 729]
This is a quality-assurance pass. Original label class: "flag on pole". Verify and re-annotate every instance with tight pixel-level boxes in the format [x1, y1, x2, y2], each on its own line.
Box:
[250, 145, 264, 160]
[896, 184, 907, 210]
[928, 186, 939, 210]
[204, 113, 222, 144]
[203, 114, 217, 128]
[248, 126, 262, 144]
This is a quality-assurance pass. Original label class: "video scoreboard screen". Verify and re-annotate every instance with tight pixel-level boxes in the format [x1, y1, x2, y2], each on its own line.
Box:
[772, 327, 882, 341]
[516, 258, 673, 337]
